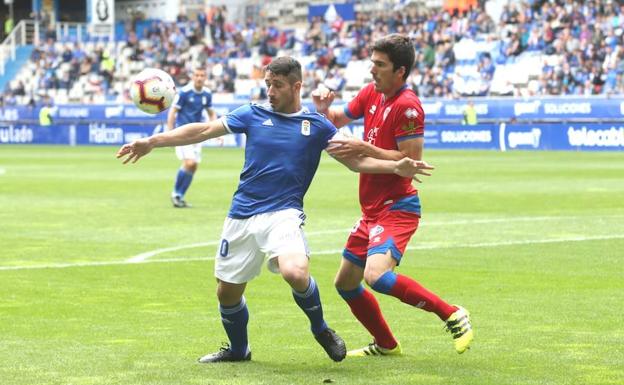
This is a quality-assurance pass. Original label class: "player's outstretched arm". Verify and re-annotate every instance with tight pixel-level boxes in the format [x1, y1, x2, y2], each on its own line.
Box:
[335, 155, 434, 182]
[116, 120, 227, 164]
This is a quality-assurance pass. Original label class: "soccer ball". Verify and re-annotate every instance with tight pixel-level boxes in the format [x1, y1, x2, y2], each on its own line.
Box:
[130, 68, 176, 114]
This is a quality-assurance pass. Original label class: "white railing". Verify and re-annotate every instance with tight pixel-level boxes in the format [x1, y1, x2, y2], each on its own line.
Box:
[55, 22, 89, 42]
[0, 20, 93, 76]
[0, 20, 39, 76]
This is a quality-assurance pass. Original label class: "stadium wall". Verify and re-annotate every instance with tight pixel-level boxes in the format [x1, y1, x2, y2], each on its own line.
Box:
[1, 98, 623, 151]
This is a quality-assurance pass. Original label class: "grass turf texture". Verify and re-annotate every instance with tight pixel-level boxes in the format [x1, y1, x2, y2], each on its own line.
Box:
[0, 145, 622, 385]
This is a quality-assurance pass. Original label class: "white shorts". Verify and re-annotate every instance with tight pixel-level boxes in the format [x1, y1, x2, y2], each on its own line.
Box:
[214, 208, 310, 284]
[175, 143, 202, 162]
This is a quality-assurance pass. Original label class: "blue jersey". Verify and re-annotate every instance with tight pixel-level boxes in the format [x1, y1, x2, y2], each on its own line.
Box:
[173, 83, 213, 126]
[222, 103, 338, 218]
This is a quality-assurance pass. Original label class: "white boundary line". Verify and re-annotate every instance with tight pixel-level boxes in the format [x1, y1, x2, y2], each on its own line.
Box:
[312, 234, 624, 255]
[126, 241, 221, 263]
[1, 233, 622, 272]
[127, 214, 624, 262]
[0, 257, 213, 271]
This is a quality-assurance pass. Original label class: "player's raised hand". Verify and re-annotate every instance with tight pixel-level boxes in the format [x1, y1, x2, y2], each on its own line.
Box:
[116, 138, 154, 164]
[311, 85, 335, 114]
[394, 158, 434, 182]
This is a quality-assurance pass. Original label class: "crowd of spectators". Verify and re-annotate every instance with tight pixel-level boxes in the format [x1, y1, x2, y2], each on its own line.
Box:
[3, 0, 624, 107]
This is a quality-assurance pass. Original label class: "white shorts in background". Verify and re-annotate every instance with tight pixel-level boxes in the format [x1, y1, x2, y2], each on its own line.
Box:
[214, 208, 310, 284]
[175, 143, 202, 162]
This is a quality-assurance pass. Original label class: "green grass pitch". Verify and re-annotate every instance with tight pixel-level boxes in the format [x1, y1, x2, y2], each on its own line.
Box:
[0, 145, 622, 385]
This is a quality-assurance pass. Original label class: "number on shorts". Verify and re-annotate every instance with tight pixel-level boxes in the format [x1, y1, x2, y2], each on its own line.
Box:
[219, 239, 229, 257]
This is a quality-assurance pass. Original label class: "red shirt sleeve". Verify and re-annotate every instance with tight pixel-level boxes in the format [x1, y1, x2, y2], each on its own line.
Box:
[393, 99, 425, 140]
[345, 83, 375, 120]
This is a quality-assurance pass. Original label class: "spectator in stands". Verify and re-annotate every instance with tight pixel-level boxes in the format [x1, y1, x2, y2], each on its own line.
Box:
[9, 0, 624, 102]
[99, 50, 115, 91]
[39, 97, 54, 127]
[4, 15, 13, 39]
[250, 80, 267, 101]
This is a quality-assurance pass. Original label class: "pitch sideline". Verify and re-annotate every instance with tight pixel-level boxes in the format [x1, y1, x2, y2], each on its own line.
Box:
[127, 213, 624, 262]
[1, 233, 622, 271]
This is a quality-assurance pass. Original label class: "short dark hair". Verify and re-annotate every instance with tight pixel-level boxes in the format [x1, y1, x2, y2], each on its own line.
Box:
[371, 34, 415, 81]
[265, 57, 302, 84]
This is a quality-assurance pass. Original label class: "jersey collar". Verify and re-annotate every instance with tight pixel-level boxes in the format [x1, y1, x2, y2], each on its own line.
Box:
[381, 84, 409, 105]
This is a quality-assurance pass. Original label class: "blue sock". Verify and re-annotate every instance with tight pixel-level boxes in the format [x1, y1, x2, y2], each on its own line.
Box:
[179, 169, 194, 197]
[337, 284, 365, 300]
[173, 168, 188, 197]
[371, 271, 398, 294]
[292, 276, 328, 335]
[219, 297, 249, 357]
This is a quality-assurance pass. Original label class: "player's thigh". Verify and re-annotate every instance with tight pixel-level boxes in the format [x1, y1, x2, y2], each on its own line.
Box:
[258, 209, 309, 274]
[214, 217, 264, 284]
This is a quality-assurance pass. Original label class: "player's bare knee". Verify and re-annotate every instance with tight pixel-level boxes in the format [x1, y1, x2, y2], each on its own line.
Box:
[363, 268, 385, 288]
[184, 161, 198, 173]
[334, 273, 359, 291]
[216, 288, 240, 306]
[333, 275, 346, 290]
[278, 260, 307, 289]
[216, 281, 244, 306]
[281, 266, 308, 288]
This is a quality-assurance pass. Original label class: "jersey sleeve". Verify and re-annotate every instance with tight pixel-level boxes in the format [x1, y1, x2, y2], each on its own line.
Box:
[345, 83, 374, 120]
[325, 127, 353, 152]
[320, 117, 338, 149]
[205, 92, 213, 108]
[393, 101, 425, 142]
[222, 104, 253, 134]
[173, 92, 184, 110]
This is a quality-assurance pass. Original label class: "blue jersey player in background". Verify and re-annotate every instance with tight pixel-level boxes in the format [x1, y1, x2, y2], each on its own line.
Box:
[117, 57, 434, 363]
[166, 66, 216, 208]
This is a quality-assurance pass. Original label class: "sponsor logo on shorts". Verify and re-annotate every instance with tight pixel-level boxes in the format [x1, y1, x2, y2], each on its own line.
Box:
[370, 225, 384, 237]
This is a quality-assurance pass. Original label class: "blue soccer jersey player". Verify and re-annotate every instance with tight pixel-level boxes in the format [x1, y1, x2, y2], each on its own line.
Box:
[166, 66, 216, 208]
[117, 57, 434, 363]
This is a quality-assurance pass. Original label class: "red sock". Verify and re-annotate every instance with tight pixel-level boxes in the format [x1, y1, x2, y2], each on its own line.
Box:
[389, 274, 457, 321]
[345, 288, 398, 349]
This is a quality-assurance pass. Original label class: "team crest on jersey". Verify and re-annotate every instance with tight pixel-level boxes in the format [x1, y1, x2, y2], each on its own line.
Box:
[405, 108, 419, 119]
[383, 107, 392, 122]
[369, 105, 377, 115]
[301, 120, 311, 136]
[370, 225, 384, 237]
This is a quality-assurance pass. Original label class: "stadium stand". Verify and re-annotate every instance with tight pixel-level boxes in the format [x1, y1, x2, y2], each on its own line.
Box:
[2, 0, 624, 106]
